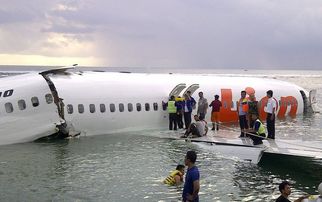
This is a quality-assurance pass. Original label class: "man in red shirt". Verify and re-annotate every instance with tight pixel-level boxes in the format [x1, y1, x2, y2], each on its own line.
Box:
[209, 95, 222, 131]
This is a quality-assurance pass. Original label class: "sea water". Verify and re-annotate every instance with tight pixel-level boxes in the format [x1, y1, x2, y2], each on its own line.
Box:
[0, 67, 321, 201]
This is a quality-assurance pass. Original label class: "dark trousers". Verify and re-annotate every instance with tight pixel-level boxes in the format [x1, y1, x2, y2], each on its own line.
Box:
[177, 112, 184, 129]
[239, 115, 248, 137]
[249, 132, 265, 145]
[199, 113, 205, 121]
[169, 113, 177, 130]
[183, 112, 192, 129]
[266, 113, 275, 139]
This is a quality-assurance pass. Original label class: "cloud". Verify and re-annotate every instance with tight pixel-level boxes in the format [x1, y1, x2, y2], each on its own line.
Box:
[0, 0, 322, 69]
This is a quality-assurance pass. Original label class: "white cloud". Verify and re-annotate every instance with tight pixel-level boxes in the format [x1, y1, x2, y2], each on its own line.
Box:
[0, 0, 322, 69]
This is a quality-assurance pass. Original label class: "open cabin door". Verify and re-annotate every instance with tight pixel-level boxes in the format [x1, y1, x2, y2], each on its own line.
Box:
[182, 84, 200, 96]
[169, 83, 186, 97]
[309, 89, 318, 112]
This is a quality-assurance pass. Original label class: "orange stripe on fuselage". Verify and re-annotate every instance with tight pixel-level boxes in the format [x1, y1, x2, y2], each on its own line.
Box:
[216, 88, 298, 123]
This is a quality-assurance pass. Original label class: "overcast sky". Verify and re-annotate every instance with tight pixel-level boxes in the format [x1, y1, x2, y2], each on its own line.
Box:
[0, 0, 322, 69]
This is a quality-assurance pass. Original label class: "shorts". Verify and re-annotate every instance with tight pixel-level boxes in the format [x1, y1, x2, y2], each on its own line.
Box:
[211, 112, 220, 122]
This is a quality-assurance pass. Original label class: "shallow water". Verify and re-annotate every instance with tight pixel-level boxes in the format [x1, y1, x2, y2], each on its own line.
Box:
[0, 69, 322, 201]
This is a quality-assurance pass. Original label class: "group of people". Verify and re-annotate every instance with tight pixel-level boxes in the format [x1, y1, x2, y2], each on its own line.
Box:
[238, 89, 277, 145]
[163, 91, 222, 138]
[163, 91, 197, 131]
[164, 151, 322, 202]
[164, 89, 277, 145]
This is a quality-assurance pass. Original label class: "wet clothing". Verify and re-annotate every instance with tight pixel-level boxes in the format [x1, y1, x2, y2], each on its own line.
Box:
[275, 195, 291, 202]
[164, 170, 183, 186]
[182, 166, 199, 202]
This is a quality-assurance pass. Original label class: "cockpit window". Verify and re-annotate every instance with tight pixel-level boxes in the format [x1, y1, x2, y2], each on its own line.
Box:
[45, 94, 53, 104]
[18, 100, 26, 110]
[31, 97, 39, 107]
[5, 102, 13, 113]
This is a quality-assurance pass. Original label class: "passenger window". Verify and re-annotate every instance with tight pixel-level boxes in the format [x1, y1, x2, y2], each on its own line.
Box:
[5, 102, 13, 113]
[78, 104, 84, 113]
[162, 102, 167, 111]
[89, 104, 95, 113]
[67, 104, 73, 114]
[145, 103, 150, 111]
[119, 103, 124, 112]
[18, 100, 26, 110]
[110, 104, 115, 112]
[31, 97, 39, 107]
[45, 94, 53, 104]
[136, 103, 141, 111]
[128, 103, 133, 112]
[153, 103, 158, 111]
[100, 104, 106, 113]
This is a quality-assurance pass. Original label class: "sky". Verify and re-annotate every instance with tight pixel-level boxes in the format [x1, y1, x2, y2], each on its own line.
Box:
[1, 0, 322, 69]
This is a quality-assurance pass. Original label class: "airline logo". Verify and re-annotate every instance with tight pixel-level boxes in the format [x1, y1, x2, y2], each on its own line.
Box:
[219, 87, 298, 122]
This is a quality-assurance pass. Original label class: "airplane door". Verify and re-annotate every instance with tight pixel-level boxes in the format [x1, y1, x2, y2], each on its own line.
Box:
[169, 83, 186, 97]
[309, 89, 318, 112]
[183, 84, 200, 96]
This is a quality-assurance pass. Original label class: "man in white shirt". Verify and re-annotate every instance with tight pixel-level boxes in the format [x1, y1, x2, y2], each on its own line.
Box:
[265, 90, 276, 139]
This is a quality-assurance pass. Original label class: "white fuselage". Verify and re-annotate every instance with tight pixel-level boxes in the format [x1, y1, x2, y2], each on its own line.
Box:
[0, 71, 310, 145]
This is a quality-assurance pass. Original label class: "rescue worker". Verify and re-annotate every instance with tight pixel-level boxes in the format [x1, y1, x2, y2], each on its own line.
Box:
[238, 90, 249, 137]
[246, 114, 266, 145]
[163, 95, 178, 130]
[164, 164, 185, 186]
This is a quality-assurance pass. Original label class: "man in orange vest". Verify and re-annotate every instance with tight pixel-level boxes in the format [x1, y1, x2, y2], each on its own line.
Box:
[238, 90, 249, 137]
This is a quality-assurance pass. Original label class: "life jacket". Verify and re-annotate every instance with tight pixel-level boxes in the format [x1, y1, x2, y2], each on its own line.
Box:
[239, 98, 249, 113]
[254, 119, 267, 138]
[167, 101, 177, 113]
[163, 170, 183, 186]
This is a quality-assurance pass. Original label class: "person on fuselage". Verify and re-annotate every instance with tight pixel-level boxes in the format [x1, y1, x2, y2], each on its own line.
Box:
[183, 93, 194, 129]
[247, 93, 259, 128]
[197, 92, 208, 121]
[182, 115, 208, 138]
[163, 95, 178, 130]
[246, 114, 266, 145]
[163, 164, 185, 186]
[209, 94, 222, 131]
[238, 90, 249, 137]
